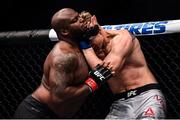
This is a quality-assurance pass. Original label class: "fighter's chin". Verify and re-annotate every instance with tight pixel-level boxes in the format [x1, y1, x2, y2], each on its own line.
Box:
[83, 25, 100, 39]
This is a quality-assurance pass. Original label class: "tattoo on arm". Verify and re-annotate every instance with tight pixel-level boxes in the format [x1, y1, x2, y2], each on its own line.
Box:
[51, 53, 79, 95]
[55, 53, 78, 73]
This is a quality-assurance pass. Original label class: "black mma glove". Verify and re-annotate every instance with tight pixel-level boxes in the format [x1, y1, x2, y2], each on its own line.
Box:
[85, 64, 112, 92]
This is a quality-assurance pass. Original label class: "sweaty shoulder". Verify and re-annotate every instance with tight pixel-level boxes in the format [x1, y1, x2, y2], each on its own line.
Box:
[50, 41, 79, 72]
[108, 30, 133, 44]
[105, 29, 132, 40]
[118, 29, 133, 39]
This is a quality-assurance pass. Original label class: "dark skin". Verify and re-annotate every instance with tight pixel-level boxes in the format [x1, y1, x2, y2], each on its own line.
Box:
[32, 8, 93, 118]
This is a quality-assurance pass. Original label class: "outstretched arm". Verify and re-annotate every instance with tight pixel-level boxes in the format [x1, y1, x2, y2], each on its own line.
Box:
[82, 30, 134, 73]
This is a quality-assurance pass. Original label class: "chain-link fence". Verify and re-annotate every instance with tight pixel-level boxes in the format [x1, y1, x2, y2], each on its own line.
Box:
[0, 31, 180, 118]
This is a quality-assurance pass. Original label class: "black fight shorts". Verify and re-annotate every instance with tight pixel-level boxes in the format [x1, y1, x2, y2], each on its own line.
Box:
[13, 95, 58, 119]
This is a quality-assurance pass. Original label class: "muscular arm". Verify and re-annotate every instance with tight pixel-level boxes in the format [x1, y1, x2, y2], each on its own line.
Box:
[82, 30, 134, 72]
[49, 51, 90, 116]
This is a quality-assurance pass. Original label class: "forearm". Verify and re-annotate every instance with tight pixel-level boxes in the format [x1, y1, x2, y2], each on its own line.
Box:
[54, 84, 91, 118]
[63, 84, 91, 101]
[83, 47, 124, 72]
[103, 52, 125, 72]
[82, 47, 102, 69]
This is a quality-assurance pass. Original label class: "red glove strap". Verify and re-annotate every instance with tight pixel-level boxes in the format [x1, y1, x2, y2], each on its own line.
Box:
[85, 77, 99, 92]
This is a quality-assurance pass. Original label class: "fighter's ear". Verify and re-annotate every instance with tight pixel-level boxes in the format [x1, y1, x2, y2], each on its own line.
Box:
[92, 15, 98, 24]
[93, 15, 97, 21]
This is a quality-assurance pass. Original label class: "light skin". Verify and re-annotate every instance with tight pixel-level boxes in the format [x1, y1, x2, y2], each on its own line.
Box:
[82, 15, 158, 94]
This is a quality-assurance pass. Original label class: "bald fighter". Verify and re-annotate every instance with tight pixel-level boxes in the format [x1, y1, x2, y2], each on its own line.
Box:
[78, 10, 167, 119]
[14, 8, 113, 118]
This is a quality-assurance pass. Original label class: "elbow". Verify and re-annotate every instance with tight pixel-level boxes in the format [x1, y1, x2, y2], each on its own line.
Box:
[105, 56, 125, 72]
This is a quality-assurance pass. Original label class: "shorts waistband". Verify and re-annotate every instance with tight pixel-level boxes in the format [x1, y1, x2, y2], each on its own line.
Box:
[113, 83, 160, 100]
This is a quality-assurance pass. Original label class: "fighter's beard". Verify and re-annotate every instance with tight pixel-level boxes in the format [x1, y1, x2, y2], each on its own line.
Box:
[79, 11, 100, 39]
[82, 24, 100, 39]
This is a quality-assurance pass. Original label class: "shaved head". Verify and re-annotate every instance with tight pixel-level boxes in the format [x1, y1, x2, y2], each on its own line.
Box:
[51, 8, 100, 41]
[51, 8, 78, 34]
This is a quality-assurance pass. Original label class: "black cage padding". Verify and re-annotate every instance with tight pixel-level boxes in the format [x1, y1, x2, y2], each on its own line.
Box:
[0, 31, 180, 118]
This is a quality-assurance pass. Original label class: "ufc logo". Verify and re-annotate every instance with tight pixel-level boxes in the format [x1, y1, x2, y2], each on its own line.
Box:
[94, 71, 105, 81]
[127, 90, 137, 97]
[154, 95, 166, 109]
